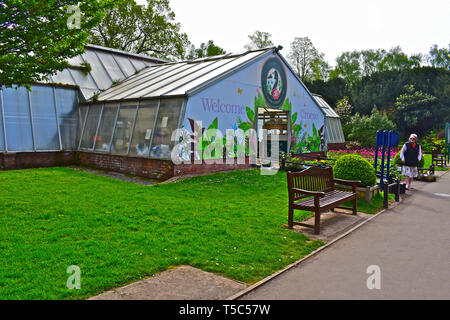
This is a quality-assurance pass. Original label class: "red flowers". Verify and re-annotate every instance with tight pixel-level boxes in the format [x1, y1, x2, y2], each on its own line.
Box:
[328, 147, 398, 162]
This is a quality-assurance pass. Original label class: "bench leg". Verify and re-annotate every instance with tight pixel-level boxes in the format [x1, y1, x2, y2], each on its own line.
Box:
[330, 208, 335, 212]
[288, 206, 294, 228]
[352, 198, 357, 215]
[314, 209, 321, 234]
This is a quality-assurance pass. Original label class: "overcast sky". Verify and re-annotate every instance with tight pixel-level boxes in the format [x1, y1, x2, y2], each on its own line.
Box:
[138, 0, 449, 64]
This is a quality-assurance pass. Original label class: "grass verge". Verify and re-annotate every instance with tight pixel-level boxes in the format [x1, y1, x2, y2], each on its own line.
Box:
[0, 168, 322, 299]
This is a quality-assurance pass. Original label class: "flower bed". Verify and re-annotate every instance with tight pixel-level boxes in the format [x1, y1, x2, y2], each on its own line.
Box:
[328, 147, 398, 166]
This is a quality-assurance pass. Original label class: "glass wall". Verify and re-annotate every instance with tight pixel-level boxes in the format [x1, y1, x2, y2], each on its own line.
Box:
[0, 86, 183, 159]
[56, 88, 79, 150]
[77, 98, 184, 159]
[150, 99, 183, 159]
[0, 85, 79, 153]
[3, 86, 34, 151]
[110, 102, 138, 155]
[129, 101, 158, 157]
[0, 91, 4, 151]
[30, 86, 60, 150]
[80, 105, 102, 150]
[76, 106, 89, 148]
[94, 103, 119, 153]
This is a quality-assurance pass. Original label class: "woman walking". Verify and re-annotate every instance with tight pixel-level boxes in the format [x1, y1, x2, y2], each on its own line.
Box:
[400, 134, 422, 190]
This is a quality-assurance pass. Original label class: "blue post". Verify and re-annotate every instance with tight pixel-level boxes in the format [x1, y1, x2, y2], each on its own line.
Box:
[386, 131, 393, 184]
[374, 131, 381, 172]
[379, 130, 388, 190]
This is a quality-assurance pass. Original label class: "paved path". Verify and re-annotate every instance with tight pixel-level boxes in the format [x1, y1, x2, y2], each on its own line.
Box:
[243, 171, 450, 300]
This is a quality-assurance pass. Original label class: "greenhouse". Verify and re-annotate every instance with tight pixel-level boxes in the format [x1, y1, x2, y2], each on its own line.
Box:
[1, 45, 337, 179]
[312, 94, 345, 149]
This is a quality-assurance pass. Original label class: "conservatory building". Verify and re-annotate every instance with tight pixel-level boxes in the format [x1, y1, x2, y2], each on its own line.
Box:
[0, 45, 341, 180]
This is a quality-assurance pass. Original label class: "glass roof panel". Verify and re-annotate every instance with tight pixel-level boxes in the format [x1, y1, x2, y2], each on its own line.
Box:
[104, 63, 192, 101]
[127, 61, 219, 99]
[313, 95, 339, 118]
[148, 58, 237, 97]
[79, 88, 99, 100]
[69, 69, 98, 89]
[97, 64, 178, 101]
[82, 50, 113, 90]
[168, 51, 266, 96]
[130, 59, 146, 71]
[114, 55, 137, 78]
[51, 69, 75, 85]
[96, 51, 126, 82]
[67, 55, 84, 66]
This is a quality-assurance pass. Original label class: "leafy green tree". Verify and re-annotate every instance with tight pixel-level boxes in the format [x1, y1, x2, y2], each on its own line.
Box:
[287, 37, 329, 82]
[394, 85, 438, 137]
[331, 47, 421, 88]
[427, 44, 450, 69]
[304, 77, 347, 108]
[378, 46, 421, 72]
[244, 31, 274, 50]
[186, 40, 226, 60]
[348, 107, 396, 147]
[89, 0, 189, 60]
[0, 0, 113, 88]
[330, 51, 362, 88]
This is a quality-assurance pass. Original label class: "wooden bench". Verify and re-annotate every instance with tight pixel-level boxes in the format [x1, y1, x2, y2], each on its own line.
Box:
[431, 150, 446, 167]
[287, 167, 361, 234]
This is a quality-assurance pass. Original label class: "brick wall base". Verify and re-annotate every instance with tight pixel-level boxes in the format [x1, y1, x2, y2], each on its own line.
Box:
[1, 151, 255, 181]
[77, 152, 175, 181]
[327, 143, 346, 150]
[0, 152, 76, 170]
[174, 157, 253, 177]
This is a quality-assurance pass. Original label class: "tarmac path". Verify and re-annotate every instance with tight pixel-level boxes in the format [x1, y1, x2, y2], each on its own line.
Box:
[242, 171, 450, 300]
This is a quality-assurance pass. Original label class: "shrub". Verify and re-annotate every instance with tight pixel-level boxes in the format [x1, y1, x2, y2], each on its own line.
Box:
[347, 107, 396, 147]
[345, 141, 362, 150]
[421, 131, 445, 153]
[333, 154, 377, 187]
[393, 153, 425, 168]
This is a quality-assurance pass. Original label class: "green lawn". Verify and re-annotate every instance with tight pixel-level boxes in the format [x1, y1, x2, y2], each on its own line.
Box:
[0, 167, 392, 300]
[0, 168, 326, 300]
[341, 192, 395, 215]
[423, 154, 449, 171]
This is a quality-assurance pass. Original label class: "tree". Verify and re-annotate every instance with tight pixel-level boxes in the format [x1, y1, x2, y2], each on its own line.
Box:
[89, 0, 190, 61]
[335, 96, 353, 139]
[348, 107, 396, 147]
[330, 51, 362, 88]
[0, 0, 112, 88]
[185, 40, 226, 60]
[394, 84, 438, 137]
[304, 77, 347, 108]
[427, 44, 450, 69]
[378, 46, 421, 72]
[331, 47, 421, 88]
[244, 31, 274, 50]
[287, 37, 329, 82]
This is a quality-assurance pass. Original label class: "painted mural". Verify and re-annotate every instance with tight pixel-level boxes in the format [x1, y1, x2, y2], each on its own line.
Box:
[177, 53, 325, 161]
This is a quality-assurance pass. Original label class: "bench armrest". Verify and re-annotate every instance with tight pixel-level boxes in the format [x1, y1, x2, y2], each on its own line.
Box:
[292, 188, 325, 198]
[334, 178, 361, 187]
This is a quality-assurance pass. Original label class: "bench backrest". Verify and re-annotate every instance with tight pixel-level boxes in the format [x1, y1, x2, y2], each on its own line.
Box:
[287, 167, 335, 200]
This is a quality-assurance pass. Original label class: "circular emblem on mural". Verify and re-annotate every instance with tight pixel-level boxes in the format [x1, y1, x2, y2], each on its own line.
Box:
[261, 57, 287, 108]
